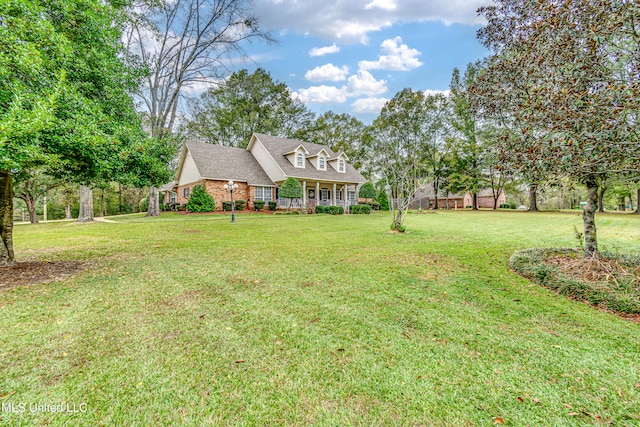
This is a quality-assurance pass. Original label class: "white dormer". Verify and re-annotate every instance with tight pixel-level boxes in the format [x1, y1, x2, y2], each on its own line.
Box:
[328, 152, 349, 173]
[283, 144, 309, 168]
[306, 148, 330, 171]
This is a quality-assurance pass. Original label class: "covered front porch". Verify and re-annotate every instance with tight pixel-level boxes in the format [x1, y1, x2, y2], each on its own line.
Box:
[275, 180, 361, 210]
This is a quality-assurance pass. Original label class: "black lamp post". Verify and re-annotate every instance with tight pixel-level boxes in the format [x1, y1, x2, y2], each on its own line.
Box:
[223, 180, 238, 223]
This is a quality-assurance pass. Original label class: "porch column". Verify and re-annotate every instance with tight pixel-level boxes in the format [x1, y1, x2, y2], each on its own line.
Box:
[342, 185, 347, 211]
[316, 182, 320, 205]
[332, 183, 336, 206]
[302, 180, 307, 207]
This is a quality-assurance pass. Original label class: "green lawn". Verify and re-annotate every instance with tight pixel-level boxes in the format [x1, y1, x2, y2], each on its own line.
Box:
[1, 210, 639, 426]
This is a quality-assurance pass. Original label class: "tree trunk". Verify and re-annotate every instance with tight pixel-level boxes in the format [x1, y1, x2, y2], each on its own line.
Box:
[432, 182, 439, 210]
[528, 184, 539, 212]
[24, 194, 38, 224]
[597, 184, 607, 213]
[583, 178, 598, 258]
[65, 204, 72, 220]
[493, 195, 499, 210]
[78, 185, 94, 222]
[0, 170, 15, 267]
[146, 186, 160, 217]
[472, 192, 478, 210]
[635, 188, 640, 214]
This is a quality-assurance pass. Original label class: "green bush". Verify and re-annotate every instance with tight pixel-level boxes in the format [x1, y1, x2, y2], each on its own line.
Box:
[222, 201, 232, 211]
[359, 182, 377, 199]
[328, 206, 344, 215]
[500, 203, 517, 209]
[315, 205, 326, 214]
[235, 199, 246, 211]
[351, 204, 371, 214]
[268, 201, 277, 211]
[253, 200, 265, 211]
[186, 184, 216, 212]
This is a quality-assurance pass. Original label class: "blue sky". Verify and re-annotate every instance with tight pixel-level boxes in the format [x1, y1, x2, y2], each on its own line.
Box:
[233, 0, 491, 123]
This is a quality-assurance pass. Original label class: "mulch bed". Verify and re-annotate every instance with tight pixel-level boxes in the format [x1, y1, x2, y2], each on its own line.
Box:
[0, 261, 86, 291]
[508, 248, 640, 322]
[546, 255, 640, 289]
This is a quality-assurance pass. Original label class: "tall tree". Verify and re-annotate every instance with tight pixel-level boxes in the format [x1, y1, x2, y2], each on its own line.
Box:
[125, 0, 272, 215]
[475, 0, 640, 257]
[368, 89, 431, 231]
[186, 69, 313, 148]
[448, 63, 488, 210]
[1, 0, 146, 266]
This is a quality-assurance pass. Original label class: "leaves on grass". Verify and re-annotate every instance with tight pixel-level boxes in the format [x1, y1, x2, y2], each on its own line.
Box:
[494, 417, 505, 425]
[517, 396, 524, 402]
[235, 359, 245, 364]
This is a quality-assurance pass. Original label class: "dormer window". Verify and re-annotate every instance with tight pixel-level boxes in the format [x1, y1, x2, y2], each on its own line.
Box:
[338, 159, 345, 172]
[319, 156, 326, 170]
[296, 152, 304, 168]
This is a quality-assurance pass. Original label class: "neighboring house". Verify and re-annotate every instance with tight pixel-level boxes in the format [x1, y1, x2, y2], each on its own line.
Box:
[164, 133, 367, 210]
[410, 184, 507, 209]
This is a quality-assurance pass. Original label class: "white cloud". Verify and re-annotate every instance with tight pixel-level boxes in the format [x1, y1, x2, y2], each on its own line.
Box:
[423, 89, 451, 97]
[305, 64, 349, 82]
[252, 0, 486, 43]
[365, 0, 396, 11]
[293, 70, 388, 104]
[292, 86, 348, 104]
[309, 43, 340, 57]
[358, 37, 422, 71]
[346, 70, 388, 96]
[351, 97, 389, 114]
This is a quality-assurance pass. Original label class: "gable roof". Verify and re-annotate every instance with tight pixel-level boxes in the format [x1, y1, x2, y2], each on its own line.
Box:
[252, 133, 366, 183]
[185, 141, 274, 186]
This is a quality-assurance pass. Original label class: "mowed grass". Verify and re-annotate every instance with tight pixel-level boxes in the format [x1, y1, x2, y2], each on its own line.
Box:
[1, 210, 639, 426]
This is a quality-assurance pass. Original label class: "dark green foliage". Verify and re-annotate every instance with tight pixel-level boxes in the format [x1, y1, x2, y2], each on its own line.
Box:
[186, 185, 215, 212]
[350, 204, 371, 214]
[268, 201, 276, 211]
[222, 201, 232, 211]
[509, 248, 640, 314]
[253, 200, 265, 210]
[328, 206, 344, 215]
[376, 189, 389, 211]
[234, 199, 246, 211]
[279, 177, 303, 199]
[359, 182, 377, 199]
[500, 203, 516, 209]
[315, 205, 326, 214]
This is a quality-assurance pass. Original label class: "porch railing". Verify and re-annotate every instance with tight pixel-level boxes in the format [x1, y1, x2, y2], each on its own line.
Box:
[275, 199, 357, 210]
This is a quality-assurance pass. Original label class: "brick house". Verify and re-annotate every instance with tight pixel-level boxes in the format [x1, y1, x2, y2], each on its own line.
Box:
[164, 133, 367, 211]
[410, 184, 507, 209]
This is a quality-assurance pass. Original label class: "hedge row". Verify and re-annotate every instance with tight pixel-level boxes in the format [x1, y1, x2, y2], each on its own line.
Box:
[350, 204, 371, 214]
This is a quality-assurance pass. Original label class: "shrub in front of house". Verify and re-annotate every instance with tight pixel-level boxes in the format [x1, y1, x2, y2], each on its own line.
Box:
[500, 203, 517, 209]
[186, 184, 216, 212]
[315, 205, 326, 214]
[268, 201, 277, 211]
[253, 200, 265, 211]
[351, 204, 371, 214]
[328, 206, 344, 215]
[235, 199, 246, 211]
[222, 201, 232, 211]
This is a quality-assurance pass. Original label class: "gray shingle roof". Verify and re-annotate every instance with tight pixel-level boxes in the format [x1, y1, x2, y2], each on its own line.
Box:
[253, 133, 367, 184]
[185, 141, 274, 186]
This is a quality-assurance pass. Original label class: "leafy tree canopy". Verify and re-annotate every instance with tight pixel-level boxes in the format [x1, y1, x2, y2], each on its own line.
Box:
[278, 177, 303, 199]
[186, 68, 314, 148]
